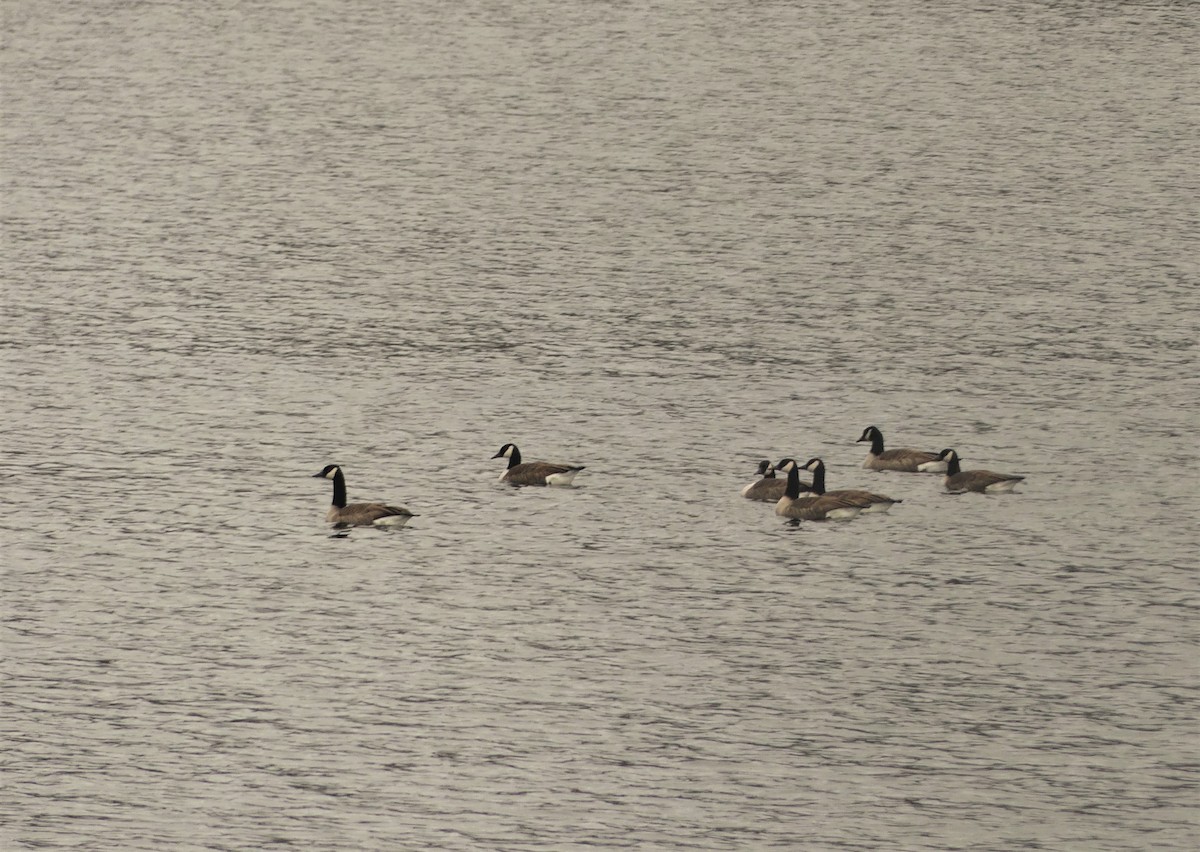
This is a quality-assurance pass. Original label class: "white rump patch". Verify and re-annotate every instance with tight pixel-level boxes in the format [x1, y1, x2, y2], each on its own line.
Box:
[825, 506, 860, 521]
[373, 514, 413, 527]
[985, 479, 1020, 493]
[545, 469, 581, 486]
[859, 502, 893, 514]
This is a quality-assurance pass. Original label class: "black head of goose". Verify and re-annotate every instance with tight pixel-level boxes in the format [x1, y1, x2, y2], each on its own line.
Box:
[856, 425, 947, 473]
[492, 443, 585, 486]
[772, 458, 860, 521]
[741, 459, 787, 501]
[801, 457, 903, 513]
[936, 449, 1025, 493]
[312, 464, 416, 528]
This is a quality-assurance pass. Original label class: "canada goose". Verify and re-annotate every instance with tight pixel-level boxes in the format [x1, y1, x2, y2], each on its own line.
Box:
[936, 449, 1025, 493]
[857, 425, 947, 472]
[801, 458, 903, 513]
[773, 458, 862, 521]
[741, 460, 788, 502]
[312, 464, 416, 528]
[491, 443, 585, 486]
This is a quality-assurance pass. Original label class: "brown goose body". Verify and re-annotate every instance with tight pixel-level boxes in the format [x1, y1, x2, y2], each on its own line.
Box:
[492, 443, 584, 486]
[803, 458, 903, 513]
[326, 502, 415, 527]
[741, 460, 788, 502]
[313, 465, 416, 528]
[857, 426, 947, 473]
[774, 459, 861, 521]
[937, 449, 1024, 493]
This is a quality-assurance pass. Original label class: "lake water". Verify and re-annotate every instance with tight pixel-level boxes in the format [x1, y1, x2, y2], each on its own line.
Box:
[2, 1, 1197, 849]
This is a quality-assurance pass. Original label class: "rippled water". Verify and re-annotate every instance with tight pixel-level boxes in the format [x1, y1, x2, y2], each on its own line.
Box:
[3, 1, 1197, 849]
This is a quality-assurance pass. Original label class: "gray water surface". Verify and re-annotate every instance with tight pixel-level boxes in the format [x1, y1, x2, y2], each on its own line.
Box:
[3, 1, 1197, 849]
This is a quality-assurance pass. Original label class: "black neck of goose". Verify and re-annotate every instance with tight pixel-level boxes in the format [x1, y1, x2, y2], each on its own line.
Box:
[810, 463, 827, 494]
[868, 431, 884, 455]
[331, 470, 348, 508]
[785, 464, 802, 499]
[507, 447, 522, 468]
[764, 468, 776, 479]
[945, 455, 961, 476]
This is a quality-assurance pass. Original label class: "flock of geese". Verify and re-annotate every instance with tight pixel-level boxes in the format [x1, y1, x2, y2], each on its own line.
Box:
[312, 427, 1025, 529]
[741, 425, 1024, 522]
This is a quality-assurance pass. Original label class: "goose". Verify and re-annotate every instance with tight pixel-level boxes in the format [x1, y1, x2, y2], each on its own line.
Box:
[774, 458, 862, 521]
[936, 449, 1024, 493]
[741, 460, 788, 502]
[801, 457, 903, 513]
[492, 443, 585, 486]
[312, 464, 416, 528]
[857, 425, 947, 472]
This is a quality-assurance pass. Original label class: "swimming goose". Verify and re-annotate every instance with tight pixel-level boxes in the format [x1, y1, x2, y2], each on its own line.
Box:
[936, 449, 1025, 493]
[492, 443, 585, 486]
[312, 465, 416, 528]
[857, 425, 947, 472]
[741, 460, 788, 502]
[774, 458, 861, 521]
[801, 457, 903, 513]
